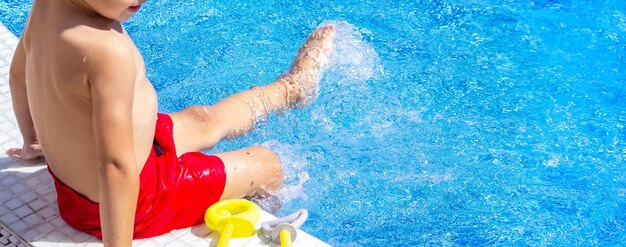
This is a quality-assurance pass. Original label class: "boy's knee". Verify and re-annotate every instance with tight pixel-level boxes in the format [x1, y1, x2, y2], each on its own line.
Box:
[182, 106, 224, 141]
[249, 146, 284, 187]
[185, 106, 216, 123]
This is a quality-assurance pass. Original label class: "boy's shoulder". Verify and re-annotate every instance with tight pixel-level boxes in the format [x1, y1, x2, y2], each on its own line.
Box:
[56, 24, 134, 59]
[40, 23, 138, 78]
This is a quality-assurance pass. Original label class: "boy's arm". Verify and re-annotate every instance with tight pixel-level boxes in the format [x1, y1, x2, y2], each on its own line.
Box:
[88, 40, 139, 247]
[7, 38, 43, 160]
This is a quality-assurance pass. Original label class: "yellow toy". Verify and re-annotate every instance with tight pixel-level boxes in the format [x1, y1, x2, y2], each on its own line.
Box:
[205, 199, 261, 247]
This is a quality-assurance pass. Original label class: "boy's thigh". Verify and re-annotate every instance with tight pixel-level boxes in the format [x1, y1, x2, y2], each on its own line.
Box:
[169, 106, 224, 156]
[214, 146, 284, 200]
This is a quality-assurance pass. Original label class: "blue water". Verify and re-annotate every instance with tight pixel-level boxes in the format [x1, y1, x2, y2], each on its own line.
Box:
[2, 0, 626, 245]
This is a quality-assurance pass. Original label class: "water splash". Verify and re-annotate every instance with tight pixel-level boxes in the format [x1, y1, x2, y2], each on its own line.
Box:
[272, 172, 310, 204]
[321, 20, 382, 85]
[260, 140, 310, 204]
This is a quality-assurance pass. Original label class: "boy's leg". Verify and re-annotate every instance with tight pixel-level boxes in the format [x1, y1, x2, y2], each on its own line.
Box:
[168, 25, 335, 198]
[168, 25, 336, 156]
[213, 146, 284, 199]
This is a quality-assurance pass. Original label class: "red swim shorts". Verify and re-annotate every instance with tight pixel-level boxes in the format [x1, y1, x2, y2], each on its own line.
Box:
[49, 113, 226, 239]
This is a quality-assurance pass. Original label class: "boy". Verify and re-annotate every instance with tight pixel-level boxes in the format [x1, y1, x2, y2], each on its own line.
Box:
[6, 0, 335, 246]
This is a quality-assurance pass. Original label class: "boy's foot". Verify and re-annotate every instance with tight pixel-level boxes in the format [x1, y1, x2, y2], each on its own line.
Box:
[280, 25, 336, 107]
[244, 191, 283, 215]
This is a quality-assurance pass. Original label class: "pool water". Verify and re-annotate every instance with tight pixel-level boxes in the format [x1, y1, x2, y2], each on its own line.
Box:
[2, 0, 626, 245]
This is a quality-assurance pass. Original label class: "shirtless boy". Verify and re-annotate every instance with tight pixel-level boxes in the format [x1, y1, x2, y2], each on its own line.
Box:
[6, 0, 335, 246]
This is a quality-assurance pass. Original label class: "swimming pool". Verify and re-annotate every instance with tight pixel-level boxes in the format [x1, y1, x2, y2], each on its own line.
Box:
[2, 0, 625, 245]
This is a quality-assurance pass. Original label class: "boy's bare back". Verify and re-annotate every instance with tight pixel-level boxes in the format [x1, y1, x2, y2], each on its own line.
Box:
[15, 0, 155, 202]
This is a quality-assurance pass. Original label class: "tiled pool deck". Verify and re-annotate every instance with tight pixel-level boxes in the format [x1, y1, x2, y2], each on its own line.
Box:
[0, 22, 329, 247]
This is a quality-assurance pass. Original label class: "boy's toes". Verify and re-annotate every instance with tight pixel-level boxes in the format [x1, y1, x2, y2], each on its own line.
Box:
[307, 25, 335, 43]
[318, 25, 336, 51]
[6, 148, 20, 156]
[321, 25, 336, 38]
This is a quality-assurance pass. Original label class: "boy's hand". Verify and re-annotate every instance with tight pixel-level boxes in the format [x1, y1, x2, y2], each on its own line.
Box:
[6, 143, 44, 160]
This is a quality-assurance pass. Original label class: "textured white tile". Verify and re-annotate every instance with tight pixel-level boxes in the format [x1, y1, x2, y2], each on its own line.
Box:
[21, 229, 39, 241]
[0, 65, 8, 76]
[0, 49, 11, 58]
[42, 231, 65, 242]
[0, 212, 18, 225]
[163, 240, 181, 247]
[48, 216, 66, 227]
[134, 239, 157, 247]
[38, 207, 56, 220]
[10, 182, 27, 194]
[191, 238, 210, 246]
[25, 176, 43, 187]
[177, 229, 199, 243]
[144, 233, 171, 245]
[1, 175, 18, 187]
[0, 132, 14, 144]
[42, 192, 57, 203]
[16, 170, 36, 179]
[23, 213, 43, 226]
[82, 235, 98, 243]
[0, 190, 12, 202]
[131, 239, 146, 246]
[81, 242, 103, 247]
[5, 198, 21, 210]
[34, 184, 51, 196]
[10, 220, 28, 232]
[18, 191, 37, 203]
[37, 170, 51, 180]
[58, 224, 78, 235]
[70, 232, 92, 242]
[315, 243, 332, 247]
[14, 205, 33, 218]
[29, 198, 47, 211]
[0, 206, 9, 217]
[0, 114, 10, 129]
[34, 222, 55, 238]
